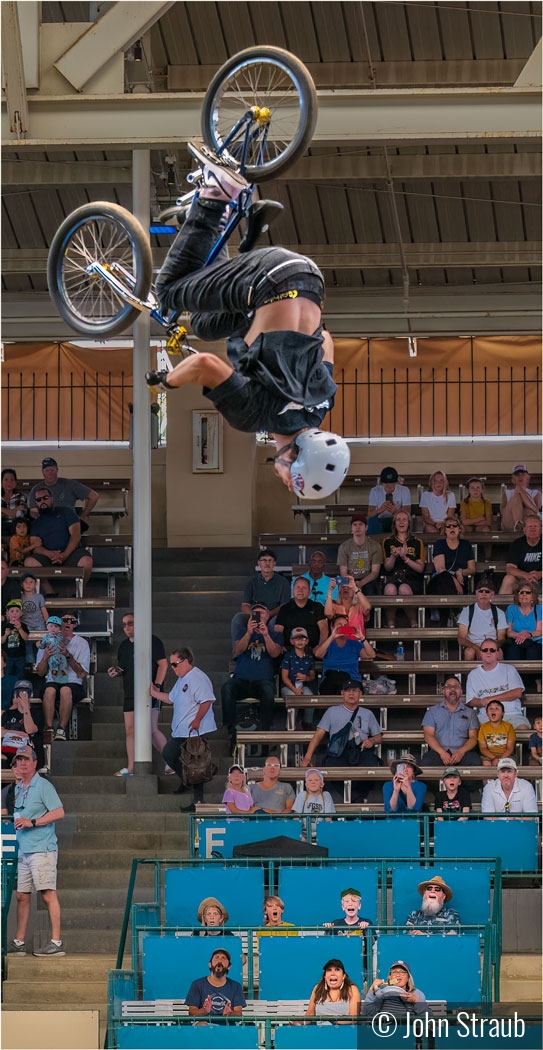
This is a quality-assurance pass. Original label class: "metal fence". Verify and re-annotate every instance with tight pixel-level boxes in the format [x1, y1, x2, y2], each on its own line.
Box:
[2, 371, 133, 442]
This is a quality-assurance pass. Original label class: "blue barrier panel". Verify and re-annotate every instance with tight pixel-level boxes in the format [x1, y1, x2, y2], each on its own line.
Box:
[274, 1023, 416, 1049]
[142, 934, 243, 1001]
[278, 865, 379, 925]
[316, 819, 419, 858]
[165, 866, 264, 927]
[390, 864, 493, 926]
[259, 935, 364, 1000]
[117, 1023, 259, 1049]
[433, 820, 538, 872]
[1, 820, 18, 857]
[435, 1022, 542, 1049]
[197, 819, 304, 859]
[376, 932, 482, 1002]
[108, 970, 137, 1019]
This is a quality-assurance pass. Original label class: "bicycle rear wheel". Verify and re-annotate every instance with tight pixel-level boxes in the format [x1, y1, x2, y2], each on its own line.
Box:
[47, 202, 153, 337]
[201, 46, 317, 183]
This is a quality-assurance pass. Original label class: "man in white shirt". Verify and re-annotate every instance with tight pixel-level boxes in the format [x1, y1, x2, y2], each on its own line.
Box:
[367, 466, 411, 535]
[150, 647, 217, 812]
[457, 576, 507, 661]
[466, 640, 530, 729]
[35, 612, 90, 744]
[481, 757, 537, 814]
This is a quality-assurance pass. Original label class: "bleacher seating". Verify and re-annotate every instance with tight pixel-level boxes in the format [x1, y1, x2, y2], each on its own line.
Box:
[18, 477, 131, 534]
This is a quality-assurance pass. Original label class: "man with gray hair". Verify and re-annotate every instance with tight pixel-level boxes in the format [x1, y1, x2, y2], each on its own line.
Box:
[406, 875, 461, 934]
[481, 757, 537, 814]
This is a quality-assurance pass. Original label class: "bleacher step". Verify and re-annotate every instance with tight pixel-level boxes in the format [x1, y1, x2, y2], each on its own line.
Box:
[499, 978, 542, 1001]
[6, 953, 117, 980]
[58, 811, 189, 833]
[55, 830, 192, 850]
[500, 954, 542, 978]
[56, 848, 187, 870]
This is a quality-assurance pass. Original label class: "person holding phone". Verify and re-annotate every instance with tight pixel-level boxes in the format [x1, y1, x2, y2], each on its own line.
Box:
[315, 615, 374, 696]
[221, 603, 282, 750]
[324, 574, 370, 632]
[383, 753, 426, 813]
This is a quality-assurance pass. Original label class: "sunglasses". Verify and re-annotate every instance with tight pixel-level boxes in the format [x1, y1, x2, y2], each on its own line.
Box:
[444, 524, 459, 529]
[62, 617, 78, 624]
[480, 647, 497, 653]
[504, 801, 510, 812]
[425, 884, 445, 892]
[170, 659, 183, 668]
[477, 588, 491, 594]
[518, 590, 532, 595]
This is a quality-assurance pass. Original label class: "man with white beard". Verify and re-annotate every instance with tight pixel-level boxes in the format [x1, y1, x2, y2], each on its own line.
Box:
[405, 876, 460, 934]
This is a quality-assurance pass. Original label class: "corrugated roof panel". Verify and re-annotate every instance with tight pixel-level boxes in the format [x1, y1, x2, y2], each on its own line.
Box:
[436, 3, 474, 60]
[492, 180, 526, 241]
[1, 200, 19, 249]
[248, 3, 288, 48]
[258, 180, 300, 245]
[498, 1, 536, 58]
[348, 186, 386, 244]
[287, 182, 326, 241]
[472, 268, 502, 284]
[216, 2, 258, 53]
[279, 2, 321, 62]
[377, 187, 411, 244]
[405, 4, 443, 61]
[361, 268, 393, 287]
[519, 179, 542, 240]
[444, 267, 474, 286]
[374, 2, 413, 61]
[463, 180, 497, 241]
[56, 186, 90, 220]
[415, 268, 446, 286]
[344, 2, 380, 62]
[469, 1, 505, 60]
[310, 3, 352, 61]
[501, 268, 530, 284]
[433, 180, 468, 242]
[25, 190, 66, 245]
[317, 186, 355, 244]
[402, 180, 440, 243]
[5, 193, 46, 249]
[184, 2, 229, 65]
[3, 274, 32, 292]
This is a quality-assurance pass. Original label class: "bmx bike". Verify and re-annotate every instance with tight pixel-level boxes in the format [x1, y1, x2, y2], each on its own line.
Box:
[47, 46, 317, 353]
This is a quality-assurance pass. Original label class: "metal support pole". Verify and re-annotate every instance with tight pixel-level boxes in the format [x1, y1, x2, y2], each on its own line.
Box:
[132, 148, 153, 773]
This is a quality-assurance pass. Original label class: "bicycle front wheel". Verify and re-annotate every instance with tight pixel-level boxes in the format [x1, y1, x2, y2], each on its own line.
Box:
[47, 202, 153, 337]
[201, 46, 317, 183]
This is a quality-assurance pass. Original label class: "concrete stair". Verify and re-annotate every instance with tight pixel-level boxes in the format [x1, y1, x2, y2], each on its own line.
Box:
[499, 953, 542, 1001]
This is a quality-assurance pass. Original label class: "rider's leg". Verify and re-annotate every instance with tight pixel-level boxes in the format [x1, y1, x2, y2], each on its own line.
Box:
[155, 198, 227, 308]
[147, 350, 234, 392]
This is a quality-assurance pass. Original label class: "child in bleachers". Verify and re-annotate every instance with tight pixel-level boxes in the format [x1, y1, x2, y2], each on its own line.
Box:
[8, 519, 38, 566]
[477, 700, 516, 767]
[459, 477, 492, 534]
[281, 627, 316, 728]
[435, 767, 471, 820]
[221, 763, 255, 814]
[528, 715, 542, 765]
[292, 767, 335, 816]
[323, 887, 371, 934]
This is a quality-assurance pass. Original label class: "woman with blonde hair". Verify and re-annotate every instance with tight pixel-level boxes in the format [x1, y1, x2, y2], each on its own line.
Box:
[382, 509, 425, 627]
[504, 579, 542, 661]
[419, 470, 457, 533]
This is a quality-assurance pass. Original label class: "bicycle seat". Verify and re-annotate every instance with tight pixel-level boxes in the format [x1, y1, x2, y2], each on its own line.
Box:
[238, 199, 284, 253]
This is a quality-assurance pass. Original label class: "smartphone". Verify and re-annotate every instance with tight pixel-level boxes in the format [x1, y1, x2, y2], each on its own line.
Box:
[336, 575, 350, 587]
[337, 624, 357, 639]
[396, 763, 406, 775]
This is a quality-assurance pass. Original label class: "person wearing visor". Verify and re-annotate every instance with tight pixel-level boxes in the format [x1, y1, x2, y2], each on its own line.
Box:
[145, 142, 350, 499]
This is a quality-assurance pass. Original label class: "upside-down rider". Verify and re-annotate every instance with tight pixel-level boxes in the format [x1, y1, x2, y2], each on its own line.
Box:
[145, 143, 350, 499]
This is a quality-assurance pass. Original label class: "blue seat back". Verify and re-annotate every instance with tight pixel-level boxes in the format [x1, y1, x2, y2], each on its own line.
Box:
[274, 1023, 416, 1048]
[117, 1023, 259, 1049]
[258, 935, 364, 1000]
[165, 866, 263, 926]
[316, 819, 419, 858]
[142, 934, 243, 1000]
[197, 819, 304, 859]
[278, 865, 379, 924]
[434, 1022, 542, 1049]
[376, 932, 482, 1001]
[433, 819, 538, 872]
[389, 863, 492, 926]
[1, 819, 18, 856]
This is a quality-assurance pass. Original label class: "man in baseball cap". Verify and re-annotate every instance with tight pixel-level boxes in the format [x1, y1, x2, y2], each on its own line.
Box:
[500, 464, 541, 531]
[367, 467, 411, 534]
[221, 602, 282, 746]
[435, 766, 472, 819]
[482, 755, 538, 814]
[28, 459, 98, 530]
[185, 947, 245, 1018]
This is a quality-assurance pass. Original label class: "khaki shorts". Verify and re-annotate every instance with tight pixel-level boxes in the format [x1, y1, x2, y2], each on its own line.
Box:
[17, 850, 58, 892]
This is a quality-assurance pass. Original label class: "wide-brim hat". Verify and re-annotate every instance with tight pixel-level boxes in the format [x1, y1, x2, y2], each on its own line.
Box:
[197, 896, 229, 923]
[390, 753, 423, 777]
[417, 875, 453, 902]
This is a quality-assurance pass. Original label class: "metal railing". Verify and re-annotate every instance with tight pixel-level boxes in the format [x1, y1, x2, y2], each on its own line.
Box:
[2, 372, 133, 442]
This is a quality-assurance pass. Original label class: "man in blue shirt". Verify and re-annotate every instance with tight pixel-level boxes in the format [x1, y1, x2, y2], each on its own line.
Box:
[24, 485, 93, 592]
[221, 604, 282, 746]
[292, 550, 334, 606]
[422, 676, 481, 768]
[9, 744, 65, 956]
[186, 948, 245, 1017]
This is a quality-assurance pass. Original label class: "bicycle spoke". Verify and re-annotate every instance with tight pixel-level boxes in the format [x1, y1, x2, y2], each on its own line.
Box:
[59, 215, 135, 324]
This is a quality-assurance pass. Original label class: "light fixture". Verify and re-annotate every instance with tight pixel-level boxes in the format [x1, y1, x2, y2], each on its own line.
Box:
[133, 39, 143, 62]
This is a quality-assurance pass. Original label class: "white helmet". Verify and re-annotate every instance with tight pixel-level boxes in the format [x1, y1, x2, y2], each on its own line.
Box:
[290, 429, 350, 500]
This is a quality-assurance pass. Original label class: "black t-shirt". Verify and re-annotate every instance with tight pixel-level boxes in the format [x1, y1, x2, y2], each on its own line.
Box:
[435, 787, 472, 816]
[506, 536, 542, 574]
[2, 622, 29, 659]
[2, 707, 25, 733]
[433, 538, 474, 571]
[117, 635, 166, 700]
[1, 579, 21, 616]
[275, 598, 325, 649]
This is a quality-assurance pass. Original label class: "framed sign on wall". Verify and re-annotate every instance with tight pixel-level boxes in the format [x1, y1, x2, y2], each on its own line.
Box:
[192, 410, 223, 472]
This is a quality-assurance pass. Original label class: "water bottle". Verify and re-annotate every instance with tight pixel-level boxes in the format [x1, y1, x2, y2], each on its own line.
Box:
[396, 641, 405, 661]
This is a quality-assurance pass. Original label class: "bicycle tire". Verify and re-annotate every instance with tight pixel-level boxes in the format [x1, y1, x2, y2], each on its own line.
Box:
[201, 46, 317, 183]
[47, 202, 153, 337]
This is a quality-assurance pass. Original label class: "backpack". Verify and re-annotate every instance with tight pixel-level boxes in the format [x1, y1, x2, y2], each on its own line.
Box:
[468, 604, 498, 630]
[180, 733, 217, 786]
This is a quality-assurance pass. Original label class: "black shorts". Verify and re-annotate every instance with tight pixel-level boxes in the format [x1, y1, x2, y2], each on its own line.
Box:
[31, 548, 91, 568]
[43, 681, 86, 704]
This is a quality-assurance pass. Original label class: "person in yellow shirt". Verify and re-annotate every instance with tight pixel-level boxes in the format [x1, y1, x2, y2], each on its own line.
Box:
[478, 699, 516, 767]
[258, 895, 296, 937]
[459, 477, 492, 534]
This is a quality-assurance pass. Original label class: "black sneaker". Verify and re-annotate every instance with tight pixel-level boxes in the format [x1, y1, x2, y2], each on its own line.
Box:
[145, 370, 173, 392]
[179, 802, 195, 813]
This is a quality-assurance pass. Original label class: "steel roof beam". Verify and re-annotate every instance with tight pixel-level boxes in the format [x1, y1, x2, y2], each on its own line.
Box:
[2, 87, 540, 150]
